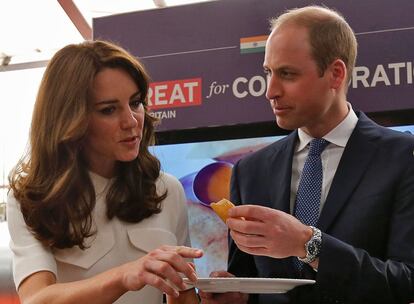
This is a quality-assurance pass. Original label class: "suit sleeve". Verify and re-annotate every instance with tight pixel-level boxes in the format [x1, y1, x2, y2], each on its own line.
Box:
[227, 161, 258, 278]
[315, 158, 414, 303]
[227, 161, 260, 304]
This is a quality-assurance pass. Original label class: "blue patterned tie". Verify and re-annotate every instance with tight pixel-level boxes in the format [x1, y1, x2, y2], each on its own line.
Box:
[293, 138, 329, 271]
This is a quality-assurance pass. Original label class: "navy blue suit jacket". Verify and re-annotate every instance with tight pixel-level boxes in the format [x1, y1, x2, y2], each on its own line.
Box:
[228, 112, 414, 303]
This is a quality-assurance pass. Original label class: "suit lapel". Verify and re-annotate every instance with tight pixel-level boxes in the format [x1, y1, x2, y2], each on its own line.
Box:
[269, 131, 297, 213]
[318, 113, 381, 231]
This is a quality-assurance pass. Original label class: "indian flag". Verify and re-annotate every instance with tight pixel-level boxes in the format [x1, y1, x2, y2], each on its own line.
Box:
[240, 35, 268, 54]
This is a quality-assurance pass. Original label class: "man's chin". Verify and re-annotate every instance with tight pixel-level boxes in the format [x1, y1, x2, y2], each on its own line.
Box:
[275, 119, 296, 131]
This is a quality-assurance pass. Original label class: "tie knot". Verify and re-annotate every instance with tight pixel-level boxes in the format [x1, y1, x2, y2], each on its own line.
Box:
[308, 138, 329, 156]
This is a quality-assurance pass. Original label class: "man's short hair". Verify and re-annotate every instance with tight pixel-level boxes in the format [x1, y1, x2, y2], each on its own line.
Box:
[270, 6, 357, 84]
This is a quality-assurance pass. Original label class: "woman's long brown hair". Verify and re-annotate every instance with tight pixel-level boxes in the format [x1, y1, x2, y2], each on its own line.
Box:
[9, 40, 166, 249]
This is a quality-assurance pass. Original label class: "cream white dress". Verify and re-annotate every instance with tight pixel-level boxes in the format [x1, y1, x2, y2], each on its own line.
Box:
[7, 172, 191, 304]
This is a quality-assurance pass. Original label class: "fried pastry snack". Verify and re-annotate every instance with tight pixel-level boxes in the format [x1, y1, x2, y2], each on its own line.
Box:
[210, 198, 235, 223]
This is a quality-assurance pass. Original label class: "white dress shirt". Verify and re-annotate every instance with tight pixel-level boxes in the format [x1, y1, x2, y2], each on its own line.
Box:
[290, 104, 359, 214]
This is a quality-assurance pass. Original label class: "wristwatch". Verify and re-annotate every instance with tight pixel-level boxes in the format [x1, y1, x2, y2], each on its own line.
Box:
[297, 226, 322, 264]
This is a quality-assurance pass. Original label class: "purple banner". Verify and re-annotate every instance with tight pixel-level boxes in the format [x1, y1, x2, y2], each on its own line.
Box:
[93, 0, 414, 131]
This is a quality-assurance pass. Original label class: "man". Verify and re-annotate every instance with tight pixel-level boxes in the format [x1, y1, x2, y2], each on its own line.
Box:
[200, 5, 414, 304]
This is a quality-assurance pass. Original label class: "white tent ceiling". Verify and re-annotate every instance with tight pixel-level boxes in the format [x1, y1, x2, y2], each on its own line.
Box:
[0, 0, 213, 66]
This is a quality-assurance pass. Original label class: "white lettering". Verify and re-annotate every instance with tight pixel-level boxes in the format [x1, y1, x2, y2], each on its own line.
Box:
[388, 62, 405, 85]
[352, 61, 414, 88]
[147, 87, 153, 106]
[371, 64, 391, 87]
[352, 66, 370, 88]
[232, 77, 248, 98]
[248, 76, 266, 97]
[154, 84, 168, 105]
[183, 82, 198, 102]
[407, 62, 413, 84]
[169, 84, 185, 104]
[150, 110, 177, 120]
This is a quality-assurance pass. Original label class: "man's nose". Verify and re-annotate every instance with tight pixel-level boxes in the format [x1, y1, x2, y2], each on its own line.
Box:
[265, 75, 282, 101]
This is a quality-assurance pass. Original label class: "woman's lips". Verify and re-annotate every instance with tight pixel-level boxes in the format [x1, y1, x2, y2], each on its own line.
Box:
[121, 136, 136, 142]
[120, 136, 139, 146]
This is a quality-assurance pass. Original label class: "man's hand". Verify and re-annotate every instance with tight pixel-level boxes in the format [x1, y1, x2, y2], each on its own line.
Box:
[227, 205, 312, 259]
[198, 271, 248, 304]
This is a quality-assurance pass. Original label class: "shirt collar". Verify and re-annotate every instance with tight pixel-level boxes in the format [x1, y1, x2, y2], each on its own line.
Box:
[297, 103, 358, 152]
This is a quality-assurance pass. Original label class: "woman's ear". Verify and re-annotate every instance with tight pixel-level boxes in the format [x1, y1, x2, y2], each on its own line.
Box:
[329, 59, 347, 90]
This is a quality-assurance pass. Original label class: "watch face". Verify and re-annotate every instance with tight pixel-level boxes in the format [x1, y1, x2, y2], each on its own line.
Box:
[308, 243, 317, 255]
[307, 239, 321, 256]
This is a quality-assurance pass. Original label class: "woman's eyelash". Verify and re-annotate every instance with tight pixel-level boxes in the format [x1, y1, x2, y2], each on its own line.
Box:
[100, 106, 115, 115]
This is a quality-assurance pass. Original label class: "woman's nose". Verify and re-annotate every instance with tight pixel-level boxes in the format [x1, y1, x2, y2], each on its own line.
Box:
[120, 109, 138, 129]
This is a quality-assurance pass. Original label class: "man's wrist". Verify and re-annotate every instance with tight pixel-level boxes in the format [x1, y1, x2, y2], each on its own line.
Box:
[297, 226, 322, 264]
[297, 225, 313, 259]
[309, 258, 319, 271]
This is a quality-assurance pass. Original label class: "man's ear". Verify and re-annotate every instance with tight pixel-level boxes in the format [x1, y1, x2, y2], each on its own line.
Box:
[329, 59, 347, 90]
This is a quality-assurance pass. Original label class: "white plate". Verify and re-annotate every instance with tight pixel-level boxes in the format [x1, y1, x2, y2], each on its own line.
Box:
[183, 277, 315, 294]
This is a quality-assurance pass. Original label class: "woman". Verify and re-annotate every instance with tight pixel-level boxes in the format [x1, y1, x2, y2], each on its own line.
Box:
[7, 40, 202, 304]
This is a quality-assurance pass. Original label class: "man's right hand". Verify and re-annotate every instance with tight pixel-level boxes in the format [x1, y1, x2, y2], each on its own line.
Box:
[198, 271, 249, 304]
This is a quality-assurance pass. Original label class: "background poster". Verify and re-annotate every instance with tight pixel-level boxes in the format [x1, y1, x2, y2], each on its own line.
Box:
[94, 0, 414, 131]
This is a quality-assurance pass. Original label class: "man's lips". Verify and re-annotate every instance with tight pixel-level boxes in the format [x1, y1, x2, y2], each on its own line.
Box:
[273, 105, 292, 115]
[274, 105, 290, 110]
[270, 100, 291, 112]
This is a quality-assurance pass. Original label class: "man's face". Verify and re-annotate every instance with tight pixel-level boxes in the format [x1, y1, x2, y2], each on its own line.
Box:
[263, 24, 339, 137]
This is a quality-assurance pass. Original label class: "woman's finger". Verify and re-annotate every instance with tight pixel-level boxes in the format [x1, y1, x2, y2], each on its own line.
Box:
[140, 271, 180, 298]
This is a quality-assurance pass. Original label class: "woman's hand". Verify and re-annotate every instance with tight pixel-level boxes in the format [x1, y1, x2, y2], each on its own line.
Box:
[16, 246, 203, 304]
[121, 245, 203, 297]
